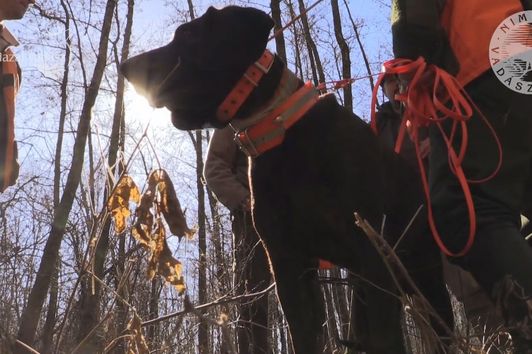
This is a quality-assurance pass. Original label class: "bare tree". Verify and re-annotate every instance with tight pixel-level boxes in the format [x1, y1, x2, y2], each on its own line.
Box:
[16, 0, 118, 350]
[331, 0, 353, 111]
[75, 0, 135, 351]
[270, 0, 287, 63]
[296, 0, 325, 85]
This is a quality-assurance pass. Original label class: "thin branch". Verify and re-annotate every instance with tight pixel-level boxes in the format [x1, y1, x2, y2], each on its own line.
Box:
[141, 282, 276, 327]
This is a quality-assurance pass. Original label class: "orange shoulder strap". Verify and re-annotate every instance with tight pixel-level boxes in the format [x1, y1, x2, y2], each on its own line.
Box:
[1, 48, 20, 192]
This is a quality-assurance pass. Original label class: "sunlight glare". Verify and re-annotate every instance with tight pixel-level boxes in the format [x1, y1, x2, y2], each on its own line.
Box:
[124, 85, 173, 128]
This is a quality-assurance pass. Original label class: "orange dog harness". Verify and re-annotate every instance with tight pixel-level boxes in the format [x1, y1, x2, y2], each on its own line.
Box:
[216, 50, 320, 158]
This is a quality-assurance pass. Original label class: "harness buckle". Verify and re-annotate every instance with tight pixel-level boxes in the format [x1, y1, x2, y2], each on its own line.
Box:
[243, 73, 259, 87]
[234, 130, 260, 158]
[254, 53, 274, 74]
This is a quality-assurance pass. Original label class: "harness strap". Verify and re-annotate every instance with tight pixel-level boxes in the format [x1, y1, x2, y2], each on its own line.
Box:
[235, 82, 320, 158]
[371, 57, 502, 257]
[216, 50, 275, 124]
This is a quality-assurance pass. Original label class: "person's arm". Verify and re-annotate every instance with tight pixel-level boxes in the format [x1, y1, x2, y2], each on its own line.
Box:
[391, 0, 458, 73]
[204, 126, 250, 211]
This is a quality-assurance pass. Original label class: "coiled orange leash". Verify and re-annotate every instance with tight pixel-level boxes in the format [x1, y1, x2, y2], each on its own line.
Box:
[371, 57, 502, 257]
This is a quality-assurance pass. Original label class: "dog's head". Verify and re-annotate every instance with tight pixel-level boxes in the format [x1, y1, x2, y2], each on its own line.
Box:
[121, 6, 274, 130]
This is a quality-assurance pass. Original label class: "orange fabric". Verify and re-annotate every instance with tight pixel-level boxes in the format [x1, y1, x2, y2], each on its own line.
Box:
[440, 0, 522, 86]
[235, 82, 319, 158]
[217, 50, 275, 123]
[371, 57, 502, 257]
[318, 259, 334, 270]
[1, 48, 20, 192]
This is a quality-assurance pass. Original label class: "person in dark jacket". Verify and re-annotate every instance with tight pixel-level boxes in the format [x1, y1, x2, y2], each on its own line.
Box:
[0, 0, 34, 193]
[376, 73, 430, 170]
[377, 73, 509, 333]
[204, 126, 271, 354]
[391, 0, 532, 351]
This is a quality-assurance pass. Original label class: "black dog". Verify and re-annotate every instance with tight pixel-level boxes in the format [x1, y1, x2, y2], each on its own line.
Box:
[121, 6, 454, 353]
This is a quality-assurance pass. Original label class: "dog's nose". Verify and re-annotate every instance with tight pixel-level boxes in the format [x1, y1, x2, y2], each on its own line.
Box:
[120, 57, 141, 84]
[120, 55, 155, 102]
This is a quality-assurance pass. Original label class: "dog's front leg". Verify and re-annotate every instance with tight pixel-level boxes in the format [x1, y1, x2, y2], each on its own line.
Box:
[268, 252, 326, 354]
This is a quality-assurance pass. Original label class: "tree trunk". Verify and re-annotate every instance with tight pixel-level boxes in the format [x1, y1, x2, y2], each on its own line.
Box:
[286, 0, 303, 77]
[16, 0, 118, 350]
[331, 0, 353, 111]
[40, 260, 59, 354]
[206, 180, 233, 352]
[343, 0, 375, 92]
[270, 0, 287, 63]
[296, 0, 325, 85]
[53, 0, 71, 208]
[76, 0, 134, 351]
[183, 3, 210, 352]
[147, 278, 161, 345]
[189, 130, 210, 354]
[41, 2, 72, 351]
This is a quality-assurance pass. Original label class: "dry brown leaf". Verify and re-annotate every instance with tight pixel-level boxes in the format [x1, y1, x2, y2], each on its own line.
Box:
[129, 169, 188, 295]
[107, 175, 141, 234]
[147, 219, 186, 294]
[131, 190, 155, 248]
[159, 243, 186, 295]
[149, 169, 195, 239]
[125, 312, 149, 354]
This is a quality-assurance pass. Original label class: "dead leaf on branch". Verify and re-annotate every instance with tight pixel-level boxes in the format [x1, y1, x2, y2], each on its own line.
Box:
[107, 175, 141, 234]
[125, 312, 149, 354]
[131, 190, 155, 248]
[148, 169, 195, 239]
[128, 169, 189, 294]
[147, 219, 186, 295]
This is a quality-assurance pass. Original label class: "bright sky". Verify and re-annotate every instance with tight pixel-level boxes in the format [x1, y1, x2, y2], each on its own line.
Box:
[0, 0, 394, 297]
[2, 0, 393, 182]
[7, 0, 391, 128]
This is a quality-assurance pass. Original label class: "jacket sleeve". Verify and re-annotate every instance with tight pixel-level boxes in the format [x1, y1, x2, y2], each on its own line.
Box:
[203, 126, 250, 211]
[391, 0, 458, 73]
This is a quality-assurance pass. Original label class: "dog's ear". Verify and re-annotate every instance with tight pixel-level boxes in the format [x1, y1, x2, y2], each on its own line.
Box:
[198, 6, 274, 68]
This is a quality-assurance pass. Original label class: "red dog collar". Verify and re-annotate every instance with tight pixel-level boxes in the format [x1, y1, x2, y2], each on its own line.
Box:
[234, 82, 320, 158]
[216, 50, 275, 123]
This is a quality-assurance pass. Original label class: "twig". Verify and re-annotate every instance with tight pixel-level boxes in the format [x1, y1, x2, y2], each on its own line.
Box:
[354, 212, 452, 352]
[141, 282, 276, 327]
[188, 296, 238, 354]
[393, 204, 424, 251]
[103, 334, 134, 353]
[268, 0, 325, 41]
[15, 340, 40, 354]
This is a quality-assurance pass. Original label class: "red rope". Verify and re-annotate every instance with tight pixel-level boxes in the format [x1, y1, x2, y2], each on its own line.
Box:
[316, 74, 378, 91]
[370, 57, 502, 257]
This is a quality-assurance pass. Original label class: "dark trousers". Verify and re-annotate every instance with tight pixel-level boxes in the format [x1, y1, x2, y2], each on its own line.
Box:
[429, 70, 532, 348]
[232, 210, 271, 354]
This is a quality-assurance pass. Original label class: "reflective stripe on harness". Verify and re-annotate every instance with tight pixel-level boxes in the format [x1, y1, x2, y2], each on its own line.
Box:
[234, 82, 320, 158]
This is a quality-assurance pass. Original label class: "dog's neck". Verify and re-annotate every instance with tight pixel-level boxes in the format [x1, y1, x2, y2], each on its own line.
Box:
[229, 57, 303, 131]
